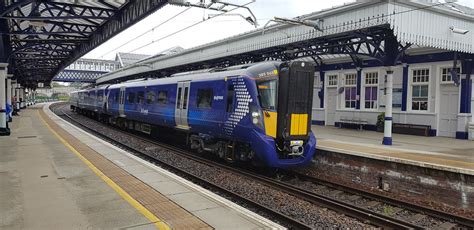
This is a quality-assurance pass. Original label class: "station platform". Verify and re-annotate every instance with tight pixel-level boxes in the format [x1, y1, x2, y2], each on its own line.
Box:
[0, 104, 283, 229]
[312, 125, 474, 175]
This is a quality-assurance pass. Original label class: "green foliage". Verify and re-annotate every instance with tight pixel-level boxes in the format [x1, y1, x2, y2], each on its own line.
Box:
[376, 112, 385, 128]
[383, 205, 395, 216]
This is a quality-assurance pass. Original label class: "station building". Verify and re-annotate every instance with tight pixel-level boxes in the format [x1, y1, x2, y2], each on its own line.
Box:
[311, 50, 473, 139]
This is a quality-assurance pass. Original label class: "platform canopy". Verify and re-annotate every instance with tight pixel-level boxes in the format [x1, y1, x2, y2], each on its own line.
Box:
[0, 0, 168, 89]
[96, 0, 474, 84]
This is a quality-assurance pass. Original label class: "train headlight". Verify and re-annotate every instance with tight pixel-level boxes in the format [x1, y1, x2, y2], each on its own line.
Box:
[250, 105, 264, 130]
[252, 117, 259, 124]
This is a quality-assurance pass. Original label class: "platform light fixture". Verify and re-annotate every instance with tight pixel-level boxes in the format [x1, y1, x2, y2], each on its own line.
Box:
[273, 17, 323, 31]
[449, 26, 469, 35]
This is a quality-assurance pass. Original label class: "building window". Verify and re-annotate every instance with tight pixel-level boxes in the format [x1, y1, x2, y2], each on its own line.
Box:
[411, 68, 429, 111]
[364, 72, 378, 109]
[441, 67, 460, 83]
[197, 89, 213, 109]
[344, 73, 357, 109]
[327, 75, 338, 87]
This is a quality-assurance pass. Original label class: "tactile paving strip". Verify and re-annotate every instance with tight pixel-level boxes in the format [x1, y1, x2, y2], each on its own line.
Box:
[40, 110, 212, 230]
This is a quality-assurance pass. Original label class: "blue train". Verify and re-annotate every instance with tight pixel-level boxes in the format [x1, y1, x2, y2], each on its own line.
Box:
[70, 61, 316, 168]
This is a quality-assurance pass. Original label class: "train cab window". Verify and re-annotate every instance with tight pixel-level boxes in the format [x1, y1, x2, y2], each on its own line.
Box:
[128, 92, 135, 104]
[146, 91, 155, 104]
[226, 85, 234, 112]
[197, 89, 213, 109]
[157, 91, 168, 105]
[137, 91, 145, 104]
[257, 80, 277, 110]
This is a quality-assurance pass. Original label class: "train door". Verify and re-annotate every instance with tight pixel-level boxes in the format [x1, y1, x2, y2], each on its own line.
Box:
[175, 81, 191, 129]
[225, 79, 235, 122]
[119, 87, 125, 117]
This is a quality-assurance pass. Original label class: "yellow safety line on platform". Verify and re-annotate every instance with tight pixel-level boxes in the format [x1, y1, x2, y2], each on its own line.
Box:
[38, 110, 171, 230]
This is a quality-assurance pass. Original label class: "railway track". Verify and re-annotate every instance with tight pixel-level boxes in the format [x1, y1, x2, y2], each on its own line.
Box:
[53, 103, 472, 229]
[284, 171, 474, 229]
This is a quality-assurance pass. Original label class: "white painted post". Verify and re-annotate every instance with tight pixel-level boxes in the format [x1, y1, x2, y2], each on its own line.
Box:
[0, 63, 10, 135]
[383, 69, 393, 145]
[20, 87, 25, 108]
[6, 75, 12, 121]
[469, 78, 474, 140]
[15, 83, 20, 111]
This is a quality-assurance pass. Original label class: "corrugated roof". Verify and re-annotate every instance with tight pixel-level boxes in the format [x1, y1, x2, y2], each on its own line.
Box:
[116, 52, 151, 67]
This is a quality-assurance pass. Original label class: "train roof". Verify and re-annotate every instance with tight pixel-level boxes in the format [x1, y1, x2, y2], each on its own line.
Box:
[107, 61, 282, 89]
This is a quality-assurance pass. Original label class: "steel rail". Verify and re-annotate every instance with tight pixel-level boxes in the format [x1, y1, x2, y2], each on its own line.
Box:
[289, 171, 474, 228]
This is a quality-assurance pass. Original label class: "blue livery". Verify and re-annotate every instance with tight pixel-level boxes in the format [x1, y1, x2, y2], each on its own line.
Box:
[70, 61, 317, 168]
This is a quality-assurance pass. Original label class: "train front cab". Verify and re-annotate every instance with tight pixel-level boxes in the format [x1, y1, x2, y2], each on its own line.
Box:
[251, 61, 316, 168]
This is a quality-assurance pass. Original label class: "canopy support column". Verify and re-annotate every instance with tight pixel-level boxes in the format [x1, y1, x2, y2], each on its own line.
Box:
[0, 63, 10, 136]
[6, 74, 12, 122]
[383, 69, 393, 145]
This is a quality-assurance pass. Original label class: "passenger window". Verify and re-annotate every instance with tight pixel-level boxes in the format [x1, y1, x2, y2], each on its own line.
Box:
[177, 88, 182, 109]
[157, 91, 168, 105]
[197, 89, 213, 109]
[183, 87, 189, 109]
[128, 92, 135, 104]
[137, 91, 145, 104]
[114, 91, 119, 103]
[146, 91, 155, 104]
[226, 85, 234, 112]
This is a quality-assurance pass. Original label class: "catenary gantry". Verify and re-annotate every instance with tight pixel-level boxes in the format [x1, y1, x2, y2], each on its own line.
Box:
[0, 0, 168, 89]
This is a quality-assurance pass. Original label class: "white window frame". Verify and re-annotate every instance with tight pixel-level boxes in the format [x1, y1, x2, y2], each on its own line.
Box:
[327, 74, 338, 88]
[409, 66, 431, 112]
[343, 73, 357, 109]
[362, 71, 379, 110]
[439, 65, 461, 84]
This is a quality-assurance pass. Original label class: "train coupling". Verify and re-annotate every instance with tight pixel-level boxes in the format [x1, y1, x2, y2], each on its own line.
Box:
[288, 140, 304, 156]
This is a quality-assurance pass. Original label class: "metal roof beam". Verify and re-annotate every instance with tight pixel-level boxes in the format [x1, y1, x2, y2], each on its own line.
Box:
[11, 38, 87, 43]
[6, 31, 91, 36]
[59, 0, 168, 72]
[14, 57, 69, 60]
[0, 0, 35, 17]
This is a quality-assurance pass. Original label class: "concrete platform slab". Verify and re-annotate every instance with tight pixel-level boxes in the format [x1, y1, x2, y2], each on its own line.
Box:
[149, 181, 192, 196]
[168, 192, 221, 212]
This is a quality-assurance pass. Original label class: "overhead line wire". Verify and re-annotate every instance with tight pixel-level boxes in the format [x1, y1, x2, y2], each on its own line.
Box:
[128, 0, 256, 53]
[99, 7, 192, 58]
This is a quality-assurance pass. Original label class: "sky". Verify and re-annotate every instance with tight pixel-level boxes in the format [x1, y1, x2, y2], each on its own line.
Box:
[83, 0, 474, 60]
